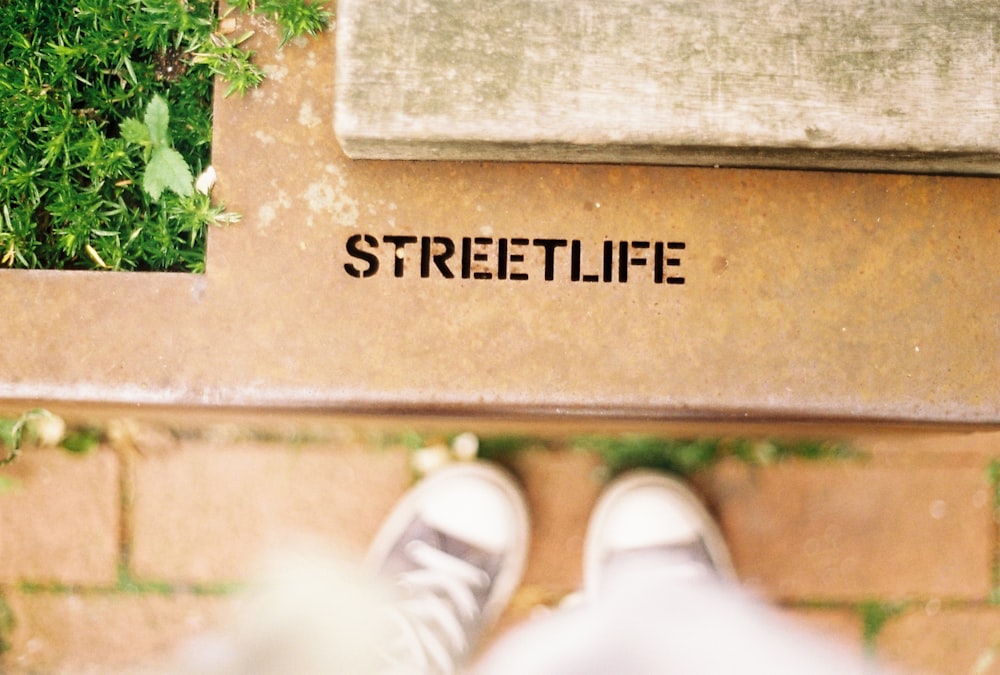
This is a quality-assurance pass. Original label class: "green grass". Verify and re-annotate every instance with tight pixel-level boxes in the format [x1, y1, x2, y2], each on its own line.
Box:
[989, 459, 1000, 603]
[0, 409, 101, 466]
[0, 592, 13, 657]
[574, 434, 856, 478]
[380, 431, 856, 481]
[17, 575, 239, 597]
[0, 0, 329, 272]
[116, 563, 239, 596]
[859, 600, 907, 654]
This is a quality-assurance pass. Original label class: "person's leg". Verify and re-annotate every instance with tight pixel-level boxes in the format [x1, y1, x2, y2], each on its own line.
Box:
[475, 470, 887, 675]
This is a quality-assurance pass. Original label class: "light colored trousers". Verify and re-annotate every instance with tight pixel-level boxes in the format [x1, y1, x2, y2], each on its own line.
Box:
[476, 566, 887, 675]
[169, 548, 890, 675]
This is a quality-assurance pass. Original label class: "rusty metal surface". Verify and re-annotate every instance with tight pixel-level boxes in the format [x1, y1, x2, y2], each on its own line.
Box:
[0, 21, 996, 426]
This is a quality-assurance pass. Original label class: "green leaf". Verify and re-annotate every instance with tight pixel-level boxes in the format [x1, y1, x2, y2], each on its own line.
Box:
[143, 94, 171, 147]
[119, 117, 150, 146]
[143, 147, 193, 201]
[0, 475, 21, 494]
[60, 428, 101, 454]
[0, 419, 16, 448]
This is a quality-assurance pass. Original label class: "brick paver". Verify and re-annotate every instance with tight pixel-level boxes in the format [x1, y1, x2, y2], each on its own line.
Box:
[2, 427, 999, 674]
[877, 607, 1000, 674]
[506, 449, 605, 594]
[704, 457, 995, 601]
[785, 607, 868, 662]
[860, 431, 1000, 467]
[4, 589, 229, 674]
[131, 440, 411, 583]
[0, 448, 119, 586]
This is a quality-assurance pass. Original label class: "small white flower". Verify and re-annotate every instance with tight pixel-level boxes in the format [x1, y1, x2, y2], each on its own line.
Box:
[195, 165, 217, 195]
[451, 432, 479, 461]
[410, 446, 451, 476]
[28, 412, 66, 447]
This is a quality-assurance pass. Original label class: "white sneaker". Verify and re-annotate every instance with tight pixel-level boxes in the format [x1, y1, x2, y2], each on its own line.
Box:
[583, 470, 735, 599]
[366, 462, 530, 674]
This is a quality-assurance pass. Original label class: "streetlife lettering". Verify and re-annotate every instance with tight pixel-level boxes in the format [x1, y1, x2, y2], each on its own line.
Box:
[343, 234, 686, 285]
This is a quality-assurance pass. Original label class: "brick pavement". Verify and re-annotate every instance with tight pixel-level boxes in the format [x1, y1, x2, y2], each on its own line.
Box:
[1, 423, 999, 674]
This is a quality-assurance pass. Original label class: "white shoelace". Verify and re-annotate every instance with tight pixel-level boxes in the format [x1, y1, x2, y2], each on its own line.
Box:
[382, 539, 491, 675]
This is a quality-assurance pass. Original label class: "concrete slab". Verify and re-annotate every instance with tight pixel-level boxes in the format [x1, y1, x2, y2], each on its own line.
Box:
[0, 16, 996, 427]
[336, 0, 1000, 173]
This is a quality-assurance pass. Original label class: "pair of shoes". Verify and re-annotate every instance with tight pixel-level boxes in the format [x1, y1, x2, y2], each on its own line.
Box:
[366, 462, 732, 674]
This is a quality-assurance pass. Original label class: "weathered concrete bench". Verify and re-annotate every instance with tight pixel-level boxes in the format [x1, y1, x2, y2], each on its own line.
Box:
[335, 0, 1000, 174]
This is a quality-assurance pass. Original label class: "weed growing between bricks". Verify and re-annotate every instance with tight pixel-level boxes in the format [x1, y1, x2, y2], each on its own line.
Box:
[115, 564, 240, 597]
[380, 430, 860, 480]
[858, 601, 908, 655]
[15, 574, 239, 598]
[0, 409, 101, 467]
[570, 435, 858, 478]
[0, 592, 13, 658]
[987, 463, 1000, 615]
[783, 598, 911, 655]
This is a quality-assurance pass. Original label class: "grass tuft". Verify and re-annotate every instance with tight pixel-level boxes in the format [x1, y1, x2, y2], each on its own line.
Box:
[988, 460, 1000, 602]
[0, 592, 14, 656]
[858, 600, 907, 654]
[574, 435, 856, 478]
[471, 435, 541, 461]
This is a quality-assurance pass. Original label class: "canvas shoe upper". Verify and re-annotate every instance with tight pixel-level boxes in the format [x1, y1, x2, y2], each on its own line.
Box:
[583, 470, 735, 599]
[366, 462, 530, 674]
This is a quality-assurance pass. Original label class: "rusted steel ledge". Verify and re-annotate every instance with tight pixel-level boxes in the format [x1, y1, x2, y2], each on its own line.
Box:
[0, 20, 997, 430]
